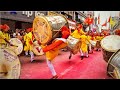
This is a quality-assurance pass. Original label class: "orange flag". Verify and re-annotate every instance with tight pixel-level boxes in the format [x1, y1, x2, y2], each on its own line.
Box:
[102, 19, 107, 27]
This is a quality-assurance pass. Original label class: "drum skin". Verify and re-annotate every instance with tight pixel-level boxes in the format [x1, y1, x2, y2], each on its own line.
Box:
[32, 46, 44, 56]
[107, 49, 120, 79]
[101, 35, 120, 62]
[101, 35, 120, 52]
[33, 15, 68, 45]
[32, 41, 44, 55]
[8, 38, 23, 55]
[0, 48, 21, 79]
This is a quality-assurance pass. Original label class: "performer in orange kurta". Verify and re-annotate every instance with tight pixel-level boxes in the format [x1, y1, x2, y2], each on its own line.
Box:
[41, 25, 70, 79]
[84, 14, 94, 26]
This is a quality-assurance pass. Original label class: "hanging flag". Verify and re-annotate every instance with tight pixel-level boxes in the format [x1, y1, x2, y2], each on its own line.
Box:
[110, 17, 115, 27]
[102, 19, 107, 27]
[108, 16, 111, 23]
[98, 14, 100, 24]
[108, 16, 111, 30]
[84, 17, 93, 25]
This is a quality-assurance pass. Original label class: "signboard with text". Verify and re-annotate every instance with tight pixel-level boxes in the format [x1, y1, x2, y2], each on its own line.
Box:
[0, 11, 47, 23]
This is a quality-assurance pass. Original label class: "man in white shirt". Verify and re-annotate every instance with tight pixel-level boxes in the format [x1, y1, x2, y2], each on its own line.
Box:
[13, 29, 20, 38]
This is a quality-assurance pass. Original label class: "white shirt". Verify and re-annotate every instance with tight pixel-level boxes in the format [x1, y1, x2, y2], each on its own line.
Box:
[13, 33, 20, 38]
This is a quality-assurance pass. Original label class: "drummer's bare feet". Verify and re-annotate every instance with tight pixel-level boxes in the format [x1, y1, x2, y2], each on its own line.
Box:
[85, 55, 89, 58]
[81, 56, 84, 60]
[51, 75, 58, 79]
[98, 49, 101, 51]
[69, 55, 72, 59]
[95, 49, 98, 51]
[89, 50, 93, 54]
[31, 58, 35, 62]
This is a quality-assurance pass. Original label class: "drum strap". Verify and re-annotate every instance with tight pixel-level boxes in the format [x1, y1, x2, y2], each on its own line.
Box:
[0, 72, 8, 74]
[55, 38, 67, 43]
[47, 25, 66, 45]
[52, 25, 65, 39]
[52, 31, 61, 40]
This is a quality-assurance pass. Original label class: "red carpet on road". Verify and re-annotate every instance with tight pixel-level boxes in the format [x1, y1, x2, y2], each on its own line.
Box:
[19, 50, 112, 79]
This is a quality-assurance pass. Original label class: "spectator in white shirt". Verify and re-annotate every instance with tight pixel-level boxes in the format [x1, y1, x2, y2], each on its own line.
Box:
[13, 29, 20, 38]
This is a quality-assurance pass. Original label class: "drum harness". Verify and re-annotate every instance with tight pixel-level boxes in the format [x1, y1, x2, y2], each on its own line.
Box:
[47, 24, 66, 45]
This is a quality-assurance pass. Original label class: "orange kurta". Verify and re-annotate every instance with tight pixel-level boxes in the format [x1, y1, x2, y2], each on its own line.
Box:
[45, 40, 67, 60]
[43, 26, 70, 61]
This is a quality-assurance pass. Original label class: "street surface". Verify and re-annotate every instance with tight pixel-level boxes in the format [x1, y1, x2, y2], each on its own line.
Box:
[19, 50, 112, 79]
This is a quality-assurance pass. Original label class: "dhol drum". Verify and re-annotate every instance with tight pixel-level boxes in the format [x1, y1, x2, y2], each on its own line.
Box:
[0, 48, 21, 79]
[67, 35, 81, 54]
[101, 35, 120, 62]
[33, 15, 68, 45]
[33, 41, 39, 46]
[7, 38, 23, 55]
[107, 49, 120, 79]
[32, 41, 44, 56]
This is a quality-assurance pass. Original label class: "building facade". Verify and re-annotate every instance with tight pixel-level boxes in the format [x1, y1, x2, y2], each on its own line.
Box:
[0, 11, 93, 32]
[0, 11, 47, 32]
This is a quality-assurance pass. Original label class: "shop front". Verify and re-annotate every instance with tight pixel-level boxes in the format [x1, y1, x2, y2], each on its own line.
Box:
[0, 11, 47, 31]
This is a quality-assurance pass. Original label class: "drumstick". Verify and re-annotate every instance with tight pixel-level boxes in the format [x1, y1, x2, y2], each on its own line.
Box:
[9, 44, 18, 47]
[12, 45, 18, 47]
[4, 38, 18, 47]
[52, 24, 65, 39]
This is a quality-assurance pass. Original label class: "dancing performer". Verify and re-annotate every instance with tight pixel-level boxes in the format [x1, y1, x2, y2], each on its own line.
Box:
[24, 28, 35, 62]
[86, 32, 93, 54]
[79, 33, 91, 60]
[71, 24, 85, 38]
[68, 24, 83, 59]
[41, 25, 70, 79]
[70, 24, 90, 60]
